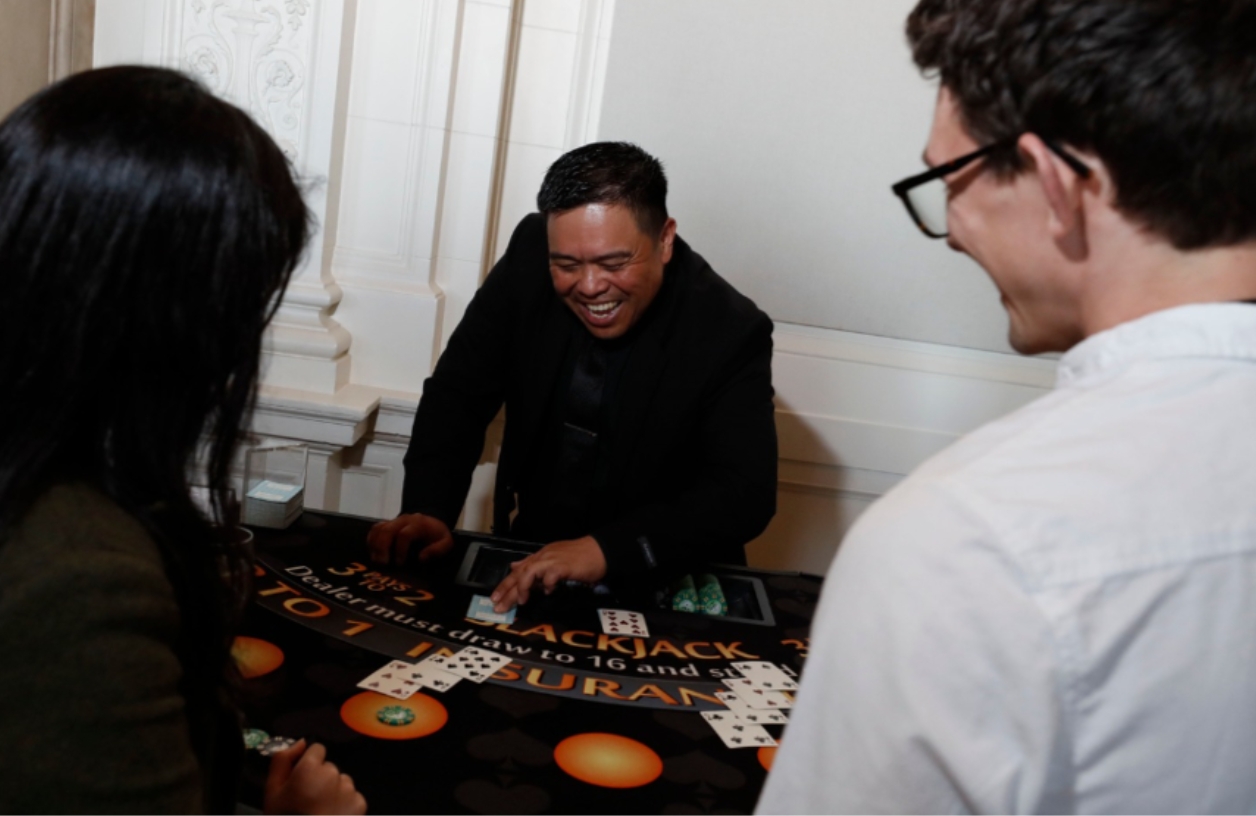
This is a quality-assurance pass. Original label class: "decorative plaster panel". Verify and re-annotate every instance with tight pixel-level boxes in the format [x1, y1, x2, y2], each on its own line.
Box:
[178, 0, 315, 163]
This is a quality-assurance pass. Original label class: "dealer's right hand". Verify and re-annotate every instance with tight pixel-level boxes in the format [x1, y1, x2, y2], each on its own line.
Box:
[366, 513, 455, 566]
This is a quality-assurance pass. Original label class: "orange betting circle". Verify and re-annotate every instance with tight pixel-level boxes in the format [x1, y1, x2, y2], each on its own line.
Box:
[231, 636, 285, 679]
[553, 733, 663, 789]
[758, 745, 777, 772]
[340, 691, 448, 740]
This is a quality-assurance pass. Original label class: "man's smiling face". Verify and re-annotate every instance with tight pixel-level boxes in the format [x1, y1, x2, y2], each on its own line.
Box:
[546, 203, 676, 340]
[926, 88, 1086, 354]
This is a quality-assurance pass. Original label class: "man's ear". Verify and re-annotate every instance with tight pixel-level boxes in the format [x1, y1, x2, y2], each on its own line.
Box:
[1018, 133, 1087, 242]
[658, 217, 678, 264]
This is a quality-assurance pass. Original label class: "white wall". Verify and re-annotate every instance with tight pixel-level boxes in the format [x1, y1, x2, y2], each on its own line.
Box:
[593, 0, 1062, 573]
[599, 0, 1013, 355]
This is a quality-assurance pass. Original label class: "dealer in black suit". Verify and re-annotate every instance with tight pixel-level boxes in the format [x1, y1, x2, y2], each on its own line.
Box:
[367, 142, 777, 612]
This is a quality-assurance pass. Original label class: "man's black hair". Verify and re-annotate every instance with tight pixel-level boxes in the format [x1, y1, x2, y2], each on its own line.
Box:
[907, 0, 1256, 250]
[536, 141, 669, 237]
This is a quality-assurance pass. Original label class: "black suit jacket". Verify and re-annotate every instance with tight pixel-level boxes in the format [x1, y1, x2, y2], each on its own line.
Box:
[402, 214, 777, 577]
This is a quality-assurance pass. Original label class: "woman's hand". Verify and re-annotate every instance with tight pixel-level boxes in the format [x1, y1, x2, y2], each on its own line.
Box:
[263, 739, 367, 815]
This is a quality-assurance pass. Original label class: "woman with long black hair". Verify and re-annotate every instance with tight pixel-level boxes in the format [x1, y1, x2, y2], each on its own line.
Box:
[0, 67, 366, 814]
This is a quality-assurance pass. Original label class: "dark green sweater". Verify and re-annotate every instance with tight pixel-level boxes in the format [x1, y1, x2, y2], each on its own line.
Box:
[0, 484, 210, 812]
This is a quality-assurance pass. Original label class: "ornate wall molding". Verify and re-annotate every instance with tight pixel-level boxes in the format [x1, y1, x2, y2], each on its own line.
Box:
[147, 0, 358, 393]
[179, 0, 311, 162]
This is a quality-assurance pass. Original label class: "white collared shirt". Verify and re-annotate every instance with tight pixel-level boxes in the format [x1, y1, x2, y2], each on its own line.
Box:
[758, 304, 1256, 815]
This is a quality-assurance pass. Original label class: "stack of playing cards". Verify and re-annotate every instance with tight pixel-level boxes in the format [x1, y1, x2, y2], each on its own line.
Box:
[356, 647, 515, 700]
[467, 594, 516, 625]
[242, 479, 303, 529]
[598, 608, 649, 637]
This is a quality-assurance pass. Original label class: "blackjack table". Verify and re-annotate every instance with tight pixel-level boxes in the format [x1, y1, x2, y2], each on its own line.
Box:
[234, 510, 823, 814]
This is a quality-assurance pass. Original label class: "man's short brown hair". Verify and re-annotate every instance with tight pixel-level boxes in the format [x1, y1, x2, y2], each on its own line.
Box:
[907, 0, 1256, 250]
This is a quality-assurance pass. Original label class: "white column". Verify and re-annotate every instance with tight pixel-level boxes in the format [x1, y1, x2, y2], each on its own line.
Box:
[332, 0, 528, 396]
[489, 0, 616, 265]
[95, 0, 358, 395]
[92, 0, 626, 523]
[330, 0, 466, 393]
[184, 0, 357, 394]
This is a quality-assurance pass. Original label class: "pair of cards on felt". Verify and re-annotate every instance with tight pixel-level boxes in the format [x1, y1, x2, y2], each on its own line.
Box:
[359, 647, 511, 700]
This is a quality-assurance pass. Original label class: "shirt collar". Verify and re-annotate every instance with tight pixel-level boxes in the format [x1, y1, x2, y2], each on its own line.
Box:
[1056, 302, 1256, 388]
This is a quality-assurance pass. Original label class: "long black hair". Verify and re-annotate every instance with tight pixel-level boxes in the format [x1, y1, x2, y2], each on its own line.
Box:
[0, 65, 310, 770]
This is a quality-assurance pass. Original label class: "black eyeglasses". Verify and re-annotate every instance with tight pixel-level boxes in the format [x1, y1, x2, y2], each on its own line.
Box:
[891, 136, 1093, 239]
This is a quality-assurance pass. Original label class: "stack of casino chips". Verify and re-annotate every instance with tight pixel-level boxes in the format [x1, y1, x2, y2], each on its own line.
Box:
[671, 574, 699, 613]
[243, 729, 270, 751]
[376, 705, 416, 727]
[244, 728, 299, 757]
[697, 573, 728, 617]
[670, 573, 728, 617]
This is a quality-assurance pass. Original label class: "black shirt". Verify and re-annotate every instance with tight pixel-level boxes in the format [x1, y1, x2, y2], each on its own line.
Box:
[512, 313, 638, 542]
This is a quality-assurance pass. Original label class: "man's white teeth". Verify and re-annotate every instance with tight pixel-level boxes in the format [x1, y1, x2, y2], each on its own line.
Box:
[587, 302, 620, 315]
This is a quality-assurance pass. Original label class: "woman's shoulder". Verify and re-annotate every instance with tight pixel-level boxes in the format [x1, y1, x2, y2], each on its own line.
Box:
[0, 481, 180, 654]
[0, 479, 180, 641]
[0, 483, 201, 813]
[10, 480, 157, 547]
[2, 482, 168, 587]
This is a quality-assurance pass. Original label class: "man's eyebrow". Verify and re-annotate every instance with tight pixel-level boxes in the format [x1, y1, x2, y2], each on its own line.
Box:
[549, 250, 634, 263]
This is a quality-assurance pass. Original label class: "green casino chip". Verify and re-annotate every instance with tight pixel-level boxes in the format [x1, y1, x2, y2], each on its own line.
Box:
[670, 574, 699, 613]
[243, 728, 270, 750]
[376, 705, 416, 727]
[697, 573, 727, 617]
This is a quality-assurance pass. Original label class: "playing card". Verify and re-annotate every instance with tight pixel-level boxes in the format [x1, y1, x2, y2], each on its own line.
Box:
[357, 660, 423, 700]
[701, 711, 777, 749]
[722, 678, 793, 709]
[700, 709, 741, 726]
[429, 647, 512, 683]
[411, 658, 463, 692]
[598, 608, 650, 638]
[467, 594, 516, 625]
[715, 690, 790, 725]
[730, 660, 800, 691]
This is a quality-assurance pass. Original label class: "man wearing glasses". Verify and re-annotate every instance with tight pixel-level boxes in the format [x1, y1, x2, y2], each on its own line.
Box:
[760, 0, 1256, 812]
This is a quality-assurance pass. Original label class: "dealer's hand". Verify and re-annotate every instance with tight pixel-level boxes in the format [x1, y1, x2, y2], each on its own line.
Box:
[264, 739, 368, 815]
[490, 536, 608, 613]
[366, 513, 454, 566]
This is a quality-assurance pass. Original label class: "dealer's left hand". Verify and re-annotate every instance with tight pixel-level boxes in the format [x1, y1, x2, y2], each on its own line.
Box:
[490, 535, 607, 613]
